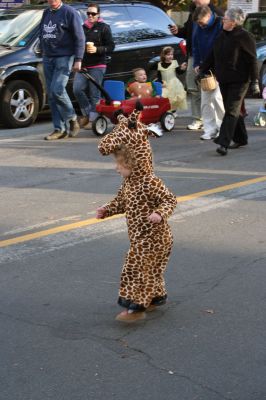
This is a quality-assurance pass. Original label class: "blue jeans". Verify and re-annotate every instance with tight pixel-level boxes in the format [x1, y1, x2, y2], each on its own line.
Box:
[73, 67, 106, 121]
[43, 55, 76, 132]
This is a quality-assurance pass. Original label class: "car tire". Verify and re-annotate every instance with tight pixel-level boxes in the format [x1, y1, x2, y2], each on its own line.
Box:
[92, 116, 108, 136]
[1, 80, 39, 128]
[160, 112, 175, 131]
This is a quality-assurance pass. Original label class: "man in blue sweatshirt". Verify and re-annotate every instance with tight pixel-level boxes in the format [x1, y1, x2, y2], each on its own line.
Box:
[39, 0, 85, 140]
[192, 6, 225, 140]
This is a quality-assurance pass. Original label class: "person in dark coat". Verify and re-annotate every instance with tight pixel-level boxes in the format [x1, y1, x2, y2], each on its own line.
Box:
[200, 7, 260, 155]
[169, 0, 223, 131]
[73, 3, 115, 131]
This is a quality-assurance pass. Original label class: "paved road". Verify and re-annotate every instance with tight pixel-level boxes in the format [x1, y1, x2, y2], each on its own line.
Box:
[0, 99, 266, 400]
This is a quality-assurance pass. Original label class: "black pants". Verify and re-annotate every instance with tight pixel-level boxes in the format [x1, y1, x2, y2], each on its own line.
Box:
[217, 82, 249, 148]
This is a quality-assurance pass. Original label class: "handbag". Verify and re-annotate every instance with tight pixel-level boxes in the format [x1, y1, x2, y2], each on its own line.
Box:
[200, 71, 217, 91]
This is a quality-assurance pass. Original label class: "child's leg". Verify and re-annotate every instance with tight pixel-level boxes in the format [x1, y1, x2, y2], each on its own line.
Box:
[118, 238, 172, 310]
[149, 238, 173, 306]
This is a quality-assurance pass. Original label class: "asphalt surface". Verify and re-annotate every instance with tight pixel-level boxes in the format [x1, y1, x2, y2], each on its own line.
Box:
[0, 99, 266, 400]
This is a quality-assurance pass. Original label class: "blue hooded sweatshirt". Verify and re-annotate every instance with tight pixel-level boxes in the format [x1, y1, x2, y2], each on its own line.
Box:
[39, 3, 85, 60]
[192, 12, 223, 68]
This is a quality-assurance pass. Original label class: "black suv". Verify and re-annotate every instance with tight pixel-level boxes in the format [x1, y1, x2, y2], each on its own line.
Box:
[0, 1, 186, 128]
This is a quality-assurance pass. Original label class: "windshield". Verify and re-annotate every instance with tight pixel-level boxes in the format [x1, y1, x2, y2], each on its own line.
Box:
[0, 9, 42, 46]
[244, 15, 266, 42]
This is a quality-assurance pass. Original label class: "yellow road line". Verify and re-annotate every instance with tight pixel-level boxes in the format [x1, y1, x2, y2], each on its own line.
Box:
[1, 176, 266, 248]
[177, 175, 266, 202]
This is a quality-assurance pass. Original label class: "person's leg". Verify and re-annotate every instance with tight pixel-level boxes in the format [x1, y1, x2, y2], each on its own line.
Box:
[116, 245, 146, 322]
[50, 56, 78, 133]
[73, 71, 91, 117]
[150, 237, 173, 306]
[201, 85, 225, 139]
[212, 84, 225, 131]
[86, 67, 106, 122]
[43, 56, 65, 133]
[230, 115, 248, 147]
[217, 82, 249, 149]
[231, 84, 250, 147]
[186, 57, 202, 129]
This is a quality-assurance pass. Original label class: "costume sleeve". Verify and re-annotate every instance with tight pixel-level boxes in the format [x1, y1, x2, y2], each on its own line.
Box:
[96, 24, 115, 55]
[147, 177, 177, 220]
[103, 185, 126, 216]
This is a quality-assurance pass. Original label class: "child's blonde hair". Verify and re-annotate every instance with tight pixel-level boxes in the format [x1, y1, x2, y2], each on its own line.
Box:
[160, 46, 174, 62]
[132, 67, 146, 78]
[114, 144, 136, 169]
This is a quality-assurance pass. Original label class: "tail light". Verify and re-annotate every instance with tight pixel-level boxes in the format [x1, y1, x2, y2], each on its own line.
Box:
[179, 40, 187, 56]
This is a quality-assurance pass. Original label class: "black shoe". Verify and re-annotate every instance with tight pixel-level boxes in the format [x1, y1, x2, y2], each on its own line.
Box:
[151, 294, 167, 306]
[228, 142, 247, 149]
[69, 118, 80, 137]
[213, 137, 220, 144]
[44, 130, 68, 140]
[216, 146, 227, 156]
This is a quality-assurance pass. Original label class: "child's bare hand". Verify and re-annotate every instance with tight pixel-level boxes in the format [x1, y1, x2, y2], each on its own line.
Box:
[148, 212, 162, 224]
[96, 207, 107, 219]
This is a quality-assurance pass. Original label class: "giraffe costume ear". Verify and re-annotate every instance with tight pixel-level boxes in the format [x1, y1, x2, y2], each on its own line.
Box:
[128, 101, 144, 130]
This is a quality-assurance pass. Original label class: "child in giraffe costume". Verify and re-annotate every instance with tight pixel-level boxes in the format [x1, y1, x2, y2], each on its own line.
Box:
[97, 103, 177, 322]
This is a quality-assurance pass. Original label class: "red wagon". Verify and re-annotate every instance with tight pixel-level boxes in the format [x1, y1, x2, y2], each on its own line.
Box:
[81, 71, 175, 136]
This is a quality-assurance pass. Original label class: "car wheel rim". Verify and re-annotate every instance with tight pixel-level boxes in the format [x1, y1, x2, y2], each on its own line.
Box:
[164, 114, 175, 130]
[10, 89, 35, 122]
[95, 118, 107, 135]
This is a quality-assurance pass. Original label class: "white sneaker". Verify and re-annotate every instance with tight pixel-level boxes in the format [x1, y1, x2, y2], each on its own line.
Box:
[187, 120, 203, 130]
[172, 110, 178, 118]
[147, 123, 163, 137]
[200, 131, 217, 140]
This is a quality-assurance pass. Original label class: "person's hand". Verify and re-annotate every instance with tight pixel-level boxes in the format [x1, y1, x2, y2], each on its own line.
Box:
[250, 80, 260, 97]
[96, 207, 107, 219]
[169, 24, 178, 35]
[87, 45, 97, 54]
[147, 212, 162, 224]
[72, 60, 82, 72]
[194, 66, 200, 74]
[180, 62, 187, 70]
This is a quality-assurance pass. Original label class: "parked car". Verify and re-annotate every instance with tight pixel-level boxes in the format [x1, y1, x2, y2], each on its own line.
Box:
[243, 12, 266, 88]
[0, 1, 186, 129]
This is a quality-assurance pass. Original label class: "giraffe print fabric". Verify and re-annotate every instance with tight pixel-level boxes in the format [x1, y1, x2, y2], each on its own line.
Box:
[98, 106, 176, 310]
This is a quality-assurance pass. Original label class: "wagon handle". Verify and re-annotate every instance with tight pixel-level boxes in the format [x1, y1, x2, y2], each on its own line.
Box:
[79, 69, 112, 105]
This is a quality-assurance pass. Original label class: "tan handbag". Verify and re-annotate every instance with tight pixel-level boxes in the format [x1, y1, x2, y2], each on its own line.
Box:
[200, 71, 217, 91]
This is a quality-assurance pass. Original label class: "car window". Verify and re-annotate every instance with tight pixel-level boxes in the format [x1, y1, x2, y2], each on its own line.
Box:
[99, 5, 132, 44]
[127, 5, 172, 41]
[0, 9, 42, 46]
[244, 15, 266, 41]
[0, 9, 24, 37]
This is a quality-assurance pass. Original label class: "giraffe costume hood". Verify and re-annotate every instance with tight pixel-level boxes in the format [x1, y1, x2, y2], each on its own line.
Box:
[98, 104, 177, 312]
[98, 102, 155, 177]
